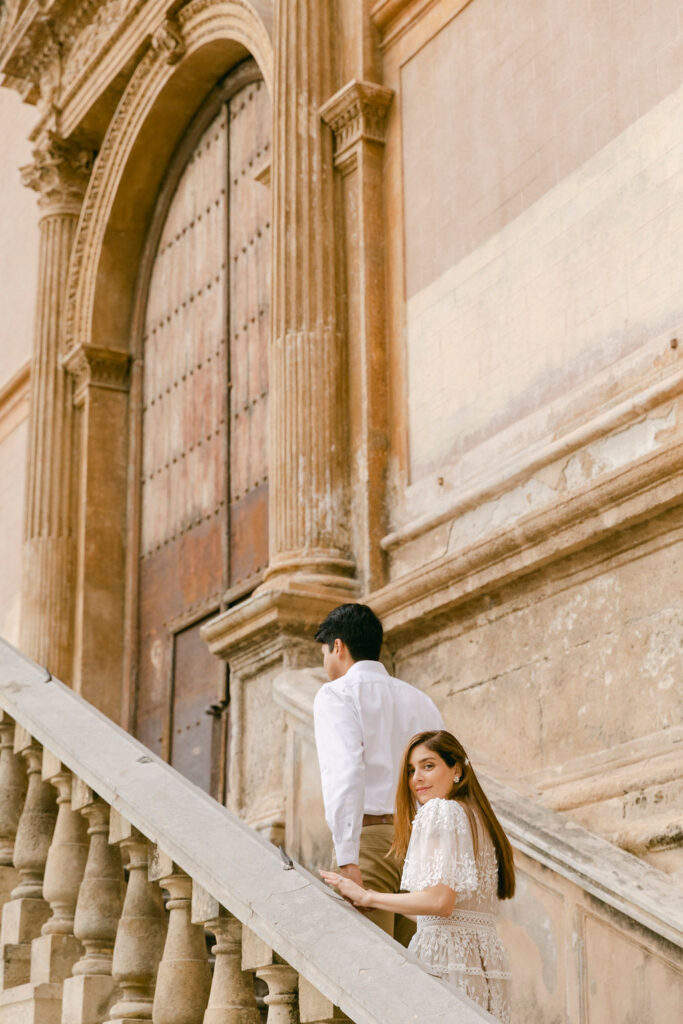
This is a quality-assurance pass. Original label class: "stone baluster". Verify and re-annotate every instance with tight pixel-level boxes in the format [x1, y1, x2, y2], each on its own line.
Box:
[19, 132, 92, 684]
[191, 884, 259, 1024]
[149, 849, 211, 1024]
[30, 752, 88, 985]
[264, 0, 357, 596]
[298, 976, 349, 1024]
[62, 781, 125, 1024]
[108, 811, 166, 1024]
[242, 925, 299, 1024]
[0, 728, 57, 988]
[0, 714, 27, 898]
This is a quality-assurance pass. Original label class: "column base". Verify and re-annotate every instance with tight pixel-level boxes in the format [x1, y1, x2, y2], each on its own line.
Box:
[0, 981, 63, 1024]
[1, 900, 51, 988]
[61, 974, 115, 1024]
[31, 934, 82, 986]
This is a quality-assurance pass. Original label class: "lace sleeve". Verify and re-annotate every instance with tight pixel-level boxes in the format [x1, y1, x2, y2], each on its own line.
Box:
[400, 798, 478, 897]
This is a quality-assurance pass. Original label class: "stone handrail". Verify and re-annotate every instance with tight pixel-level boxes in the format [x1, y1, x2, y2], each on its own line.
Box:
[273, 670, 683, 950]
[0, 638, 496, 1024]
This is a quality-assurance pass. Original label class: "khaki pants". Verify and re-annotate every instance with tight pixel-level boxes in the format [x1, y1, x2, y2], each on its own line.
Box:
[337, 824, 416, 947]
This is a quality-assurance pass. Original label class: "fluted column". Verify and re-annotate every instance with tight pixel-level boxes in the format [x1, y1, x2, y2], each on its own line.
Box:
[109, 812, 166, 1024]
[29, 754, 88, 984]
[264, 0, 356, 594]
[19, 132, 92, 682]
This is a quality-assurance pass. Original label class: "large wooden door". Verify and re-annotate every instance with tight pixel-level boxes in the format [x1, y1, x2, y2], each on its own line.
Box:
[135, 66, 271, 798]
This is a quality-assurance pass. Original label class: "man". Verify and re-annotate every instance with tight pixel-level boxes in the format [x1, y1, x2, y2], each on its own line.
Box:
[313, 603, 444, 942]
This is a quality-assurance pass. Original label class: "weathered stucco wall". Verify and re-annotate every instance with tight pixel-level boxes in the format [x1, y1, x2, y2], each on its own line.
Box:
[0, 88, 38, 644]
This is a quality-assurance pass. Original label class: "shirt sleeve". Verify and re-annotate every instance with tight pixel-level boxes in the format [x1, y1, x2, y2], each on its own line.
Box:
[400, 799, 478, 897]
[313, 685, 365, 866]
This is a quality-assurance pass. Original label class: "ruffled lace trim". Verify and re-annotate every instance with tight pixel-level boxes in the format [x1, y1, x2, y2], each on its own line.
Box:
[401, 799, 479, 895]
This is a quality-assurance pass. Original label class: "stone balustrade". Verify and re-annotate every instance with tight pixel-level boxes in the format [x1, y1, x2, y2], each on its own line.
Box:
[0, 639, 497, 1024]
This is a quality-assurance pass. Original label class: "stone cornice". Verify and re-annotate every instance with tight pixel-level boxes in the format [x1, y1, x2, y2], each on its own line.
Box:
[62, 343, 131, 405]
[0, 0, 143, 112]
[320, 80, 393, 167]
[370, 436, 683, 642]
[20, 131, 93, 213]
[0, 358, 31, 445]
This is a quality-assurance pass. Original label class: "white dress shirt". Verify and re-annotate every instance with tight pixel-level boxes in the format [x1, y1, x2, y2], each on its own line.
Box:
[313, 660, 444, 865]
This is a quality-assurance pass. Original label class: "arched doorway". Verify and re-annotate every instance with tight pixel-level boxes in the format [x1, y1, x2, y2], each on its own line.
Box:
[134, 59, 271, 799]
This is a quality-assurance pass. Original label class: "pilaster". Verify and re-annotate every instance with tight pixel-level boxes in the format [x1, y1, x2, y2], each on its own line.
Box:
[62, 343, 131, 723]
[320, 80, 393, 592]
[19, 131, 93, 684]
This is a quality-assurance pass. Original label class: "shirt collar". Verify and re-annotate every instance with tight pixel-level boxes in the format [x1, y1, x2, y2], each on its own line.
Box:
[344, 660, 389, 680]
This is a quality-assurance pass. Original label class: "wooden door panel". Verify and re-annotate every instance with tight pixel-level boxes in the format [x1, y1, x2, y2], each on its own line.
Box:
[171, 621, 225, 790]
[136, 68, 271, 792]
[228, 78, 270, 589]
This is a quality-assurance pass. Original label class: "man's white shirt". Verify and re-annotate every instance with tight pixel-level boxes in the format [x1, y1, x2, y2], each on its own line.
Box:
[313, 660, 444, 865]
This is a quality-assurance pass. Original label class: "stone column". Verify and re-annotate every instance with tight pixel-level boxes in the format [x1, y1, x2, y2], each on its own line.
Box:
[30, 754, 88, 984]
[264, 0, 357, 596]
[0, 729, 57, 988]
[241, 926, 299, 1024]
[191, 885, 259, 1024]
[149, 851, 211, 1024]
[62, 344, 131, 723]
[19, 131, 92, 683]
[0, 714, 27, 896]
[108, 812, 166, 1024]
[62, 784, 125, 1024]
[320, 82, 393, 593]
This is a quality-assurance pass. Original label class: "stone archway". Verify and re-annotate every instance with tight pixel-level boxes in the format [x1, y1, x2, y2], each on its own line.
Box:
[62, 0, 274, 739]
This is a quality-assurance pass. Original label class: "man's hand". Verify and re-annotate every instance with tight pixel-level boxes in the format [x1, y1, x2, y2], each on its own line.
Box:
[337, 863, 363, 887]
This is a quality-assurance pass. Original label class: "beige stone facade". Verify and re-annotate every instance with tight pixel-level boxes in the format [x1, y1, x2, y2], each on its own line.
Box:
[0, 0, 681, 1020]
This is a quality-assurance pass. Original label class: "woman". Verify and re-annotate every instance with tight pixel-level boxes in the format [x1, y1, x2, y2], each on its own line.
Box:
[321, 730, 514, 1023]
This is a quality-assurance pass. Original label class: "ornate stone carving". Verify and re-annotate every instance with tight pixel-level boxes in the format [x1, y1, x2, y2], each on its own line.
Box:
[21, 131, 93, 214]
[320, 80, 394, 168]
[62, 343, 131, 406]
[150, 16, 185, 66]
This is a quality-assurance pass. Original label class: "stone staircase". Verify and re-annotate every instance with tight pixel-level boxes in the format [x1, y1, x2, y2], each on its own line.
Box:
[273, 670, 683, 1022]
[0, 640, 681, 1024]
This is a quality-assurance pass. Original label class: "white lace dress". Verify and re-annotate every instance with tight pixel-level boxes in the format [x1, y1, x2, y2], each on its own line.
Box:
[401, 797, 511, 1023]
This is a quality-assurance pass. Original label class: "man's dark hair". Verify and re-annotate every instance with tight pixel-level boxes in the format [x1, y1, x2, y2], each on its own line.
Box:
[314, 603, 383, 662]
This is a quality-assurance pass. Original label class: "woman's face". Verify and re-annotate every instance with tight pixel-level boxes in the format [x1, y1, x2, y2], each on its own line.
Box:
[407, 743, 458, 804]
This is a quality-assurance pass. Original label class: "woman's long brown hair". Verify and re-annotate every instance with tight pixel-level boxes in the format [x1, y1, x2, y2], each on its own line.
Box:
[390, 730, 515, 900]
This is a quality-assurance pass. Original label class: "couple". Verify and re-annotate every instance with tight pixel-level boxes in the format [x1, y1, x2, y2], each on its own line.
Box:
[313, 604, 514, 1024]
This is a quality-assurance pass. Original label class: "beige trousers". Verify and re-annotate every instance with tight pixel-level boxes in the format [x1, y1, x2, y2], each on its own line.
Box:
[339, 824, 416, 947]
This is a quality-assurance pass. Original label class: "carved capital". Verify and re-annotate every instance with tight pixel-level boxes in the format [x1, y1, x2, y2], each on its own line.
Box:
[21, 132, 93, 214]
[320, 80, 394, 168]
[62, 343, 131, 405]
[151, 15, 185, 66]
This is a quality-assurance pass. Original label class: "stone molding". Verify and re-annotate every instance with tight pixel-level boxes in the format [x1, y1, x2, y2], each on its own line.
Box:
[320, 80, 394, 169]
[0, 359, 31, 445]
[61, 343, 131, 406]
[64, 0, 274, 353]
[20, 132, 93, 214]
[371, 432, 683, 640]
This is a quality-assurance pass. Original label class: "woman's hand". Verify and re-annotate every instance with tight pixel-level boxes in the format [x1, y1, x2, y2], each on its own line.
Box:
[320, 870, 372, 908]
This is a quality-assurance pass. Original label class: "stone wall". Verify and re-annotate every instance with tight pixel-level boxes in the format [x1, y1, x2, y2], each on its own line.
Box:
[0, 89, 38, 644]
